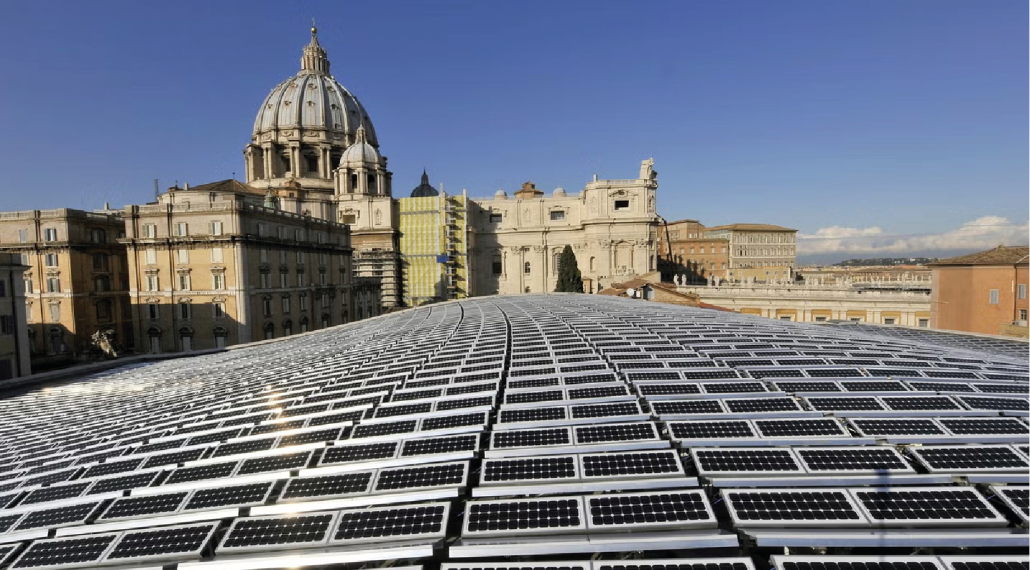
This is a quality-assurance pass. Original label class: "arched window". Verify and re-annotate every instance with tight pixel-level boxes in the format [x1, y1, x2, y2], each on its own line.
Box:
[263, 322, 274, 340]
[321, 313, 330, 328]
[367, 174, 377, 194]
[300, 316, 309, 332]
[178, 327, 193, 352]
[350, 174, 357, 193]
[146, 326, 161, 354]
[49, 327, 66, 354]
[213, 326, 228, 349]
[492, 255, 502, 275]
[283, 320, 293, 336]
[589, 257, 596, 271]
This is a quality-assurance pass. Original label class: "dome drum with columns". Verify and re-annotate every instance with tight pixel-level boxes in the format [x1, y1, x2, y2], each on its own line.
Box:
[245, 26, 382, 193]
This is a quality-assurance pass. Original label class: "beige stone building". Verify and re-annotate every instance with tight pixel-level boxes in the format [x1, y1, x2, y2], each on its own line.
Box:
[704, 223, 797, 281]
[120, 181, 358, 353]
[0, 253, 31, 379]
[467, 161, 660, 295]
[677, 280, 932, 326]
[0, 209, 131, 370]
[658, 219, 730, 281]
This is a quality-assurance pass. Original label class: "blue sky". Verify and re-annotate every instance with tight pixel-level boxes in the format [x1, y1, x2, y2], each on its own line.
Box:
[0, 1, 1026, 258]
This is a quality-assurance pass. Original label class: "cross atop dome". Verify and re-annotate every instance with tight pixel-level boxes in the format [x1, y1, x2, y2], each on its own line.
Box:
[300, 22, 330, 75]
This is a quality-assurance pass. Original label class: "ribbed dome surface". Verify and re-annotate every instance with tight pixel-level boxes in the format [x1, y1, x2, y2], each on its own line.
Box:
[340, 126, 381, 165]
[252, 27, 378, 147]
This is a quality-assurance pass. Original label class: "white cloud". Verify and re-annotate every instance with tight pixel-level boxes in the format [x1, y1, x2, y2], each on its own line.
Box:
[798, 216, 1030, 255]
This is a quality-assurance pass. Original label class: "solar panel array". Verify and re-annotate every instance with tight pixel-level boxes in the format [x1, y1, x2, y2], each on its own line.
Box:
[0, 295, 1026, 569]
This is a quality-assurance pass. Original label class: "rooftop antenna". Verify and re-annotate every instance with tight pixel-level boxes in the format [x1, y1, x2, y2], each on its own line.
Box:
[154, 179, 159, 200]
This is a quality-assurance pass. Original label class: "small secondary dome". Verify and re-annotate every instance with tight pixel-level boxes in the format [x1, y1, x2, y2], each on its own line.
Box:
[411, 171, 439, 198]
[553, 186, 566, 197]
[494, 189, 508, 200]
[340, 127, 380, 165]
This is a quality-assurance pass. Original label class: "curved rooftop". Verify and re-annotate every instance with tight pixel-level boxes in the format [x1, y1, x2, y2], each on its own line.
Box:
[0, 296, 1026, 567]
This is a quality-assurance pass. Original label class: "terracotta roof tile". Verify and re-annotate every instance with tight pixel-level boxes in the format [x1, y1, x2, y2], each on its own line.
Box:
[930, 246, 1030, 266]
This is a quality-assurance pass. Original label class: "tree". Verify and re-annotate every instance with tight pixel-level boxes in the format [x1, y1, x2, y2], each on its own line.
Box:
[554, 245, 584, 293]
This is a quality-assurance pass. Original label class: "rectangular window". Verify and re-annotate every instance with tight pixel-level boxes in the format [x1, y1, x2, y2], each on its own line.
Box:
[92, 253, 108, 271]
[278, 226, 287, 239]
[260, 248, 269, 263]
[613, 200, 630, 211]
[46, 277, 60, 293]
[43, 228, 57, 241]
[18, 229, 27, 243]
[0, 315, 14, 335]
[489, 214, 503, 223]
[321, 293, 330, 308]
[176, 249, 189, 264]
[96, 301, 111, 320]
[296, 251, 305, 264]
[297, 272, 306, 287]
[174, 223, 188, 237]
[23, 278, 32, 294]
[319, 272, 327, 286]
[0, 280, 6, 298]
[90, 229, 106, 243]
[280, 273, 289, 288]
[48, 304, 60, 322]
[1019, 284, 1027, 300]
[814, 316, 827, 322]
[918, 318, 930, 328]
[260, 273, 271, 288]
[279, 249, 288, 264]
[883, 317, 896, 325]
[179, 303, 191, 319]
[282, 296, 291, 313]
[211, 248, 223, 263]
[214, 335, 226, 348]
[177, 274, 190, 291]
[148, 303, 160, 320]
[142, 224, 156, 238]
[146, 275, 159, 292]
[295, 229, 304, 241]
[989, 289, 999, 304]
[492, 257, 502, 275]
[549, 211, 565, 221]
[212, 273, 225, 290]
[263, 298, 273, 316]
[45, 254, 58, 267]
[209, 221, 223, 236]
[145, 249, 157, 265]
[213, 302, 226, 319]
[1020, 309, 1028, 321]
[779, 316, 792, 321]
[299, 292, 307, 311]
[257, 223, 267, 237]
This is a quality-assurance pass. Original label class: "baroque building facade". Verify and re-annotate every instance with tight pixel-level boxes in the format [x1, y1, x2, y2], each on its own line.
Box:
[121, 180, 360, 353]
[0, 209, 132, 370]
[0, 253, 31, 379]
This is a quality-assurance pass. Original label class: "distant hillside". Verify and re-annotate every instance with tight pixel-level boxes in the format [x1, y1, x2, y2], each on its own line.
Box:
[834, 257, 939, 267]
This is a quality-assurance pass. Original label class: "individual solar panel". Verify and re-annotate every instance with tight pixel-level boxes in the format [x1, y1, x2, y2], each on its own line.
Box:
[492, 427, 572, 449]
[973, 383, 1030, 394]
[10, 533, 120, 569]
[81, 457, 144, 478]
[85, 470, 162, 495]
[142, 447, 207, 469]
[852, 487, 1006, 527]
[213, 437, 277, 457]
[421, 412, 486, 431]
[702, 382, 767, 394]
[652, 399, 727, 416]
[907, 381, 977, 393]
[849, 418, 946, 436]
[351, 420, 418, 439]
[771, 381, 842, 392]
[21, 482, 90, 505]
[771, 555, 946, 570]
[939, 418, 1029, 435]
[184, 481, 275, 510]
[753, 418, 848, 437]
[570, 401, 642, 419]
[101, 492, 190, 520]
[585, 490, 714, 530]
[401, 434, 480, 456]
[580, 450, 684, 479]
[668, 420, 756, 439]
[331, 502, 449, 544]
[724, 398, 802, 413]
[795, 447, 913, 474]
[0, 513, 24, 534]
[481, 456, 579, 484]
[839, 381, 908, 392]
[958, 396, 1029, 411]
[373, 461, 468, 491]
[164, 460, 238, 484]
[321, 442, 398, 465]
[237, 450, 313, 475]
[722, 488, 867, 527]
[465, 497, 585, 536]
[15, 500, 103, 531]
[938, 556, 1030, 570]
[280, 472, 374, 501]
[806, 397, 886, 411]
[574, 422, 658, 444]
[910, 445, 1030, 473]
[879, 396, 962, 411]
[992, 485, 1029, 523]
[219, 511, 336, 553]
[103, 522, 218, 564]
[499, 407, 567, 424]
[693, 448, 803, 475]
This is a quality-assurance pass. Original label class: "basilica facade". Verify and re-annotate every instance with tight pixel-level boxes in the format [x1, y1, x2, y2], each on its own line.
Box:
[241, 26, 661, 306]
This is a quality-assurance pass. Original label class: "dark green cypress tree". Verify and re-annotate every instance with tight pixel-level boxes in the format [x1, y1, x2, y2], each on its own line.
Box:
[554, 245, 584, 293]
